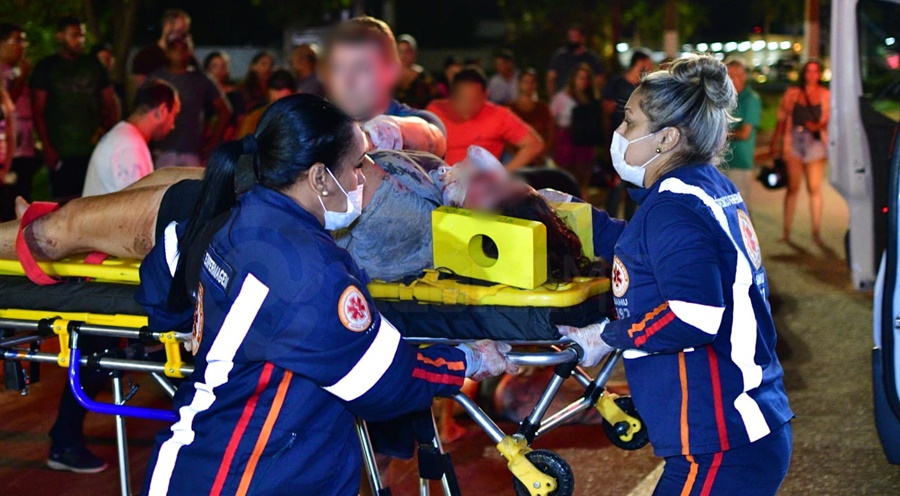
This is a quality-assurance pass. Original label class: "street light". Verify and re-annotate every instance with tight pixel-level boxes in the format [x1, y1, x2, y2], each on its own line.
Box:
[697, 42, 709, 52]
[711, 42, 723, 52]
[780, 41, 792, 50]
[752, 40, 766, 51]
[767, 41, 779, 50]
[725, 41, 738, 52]
[738, 41, 752, 52]
[887, 37, 897, 46]
[616, 42, 629, 53]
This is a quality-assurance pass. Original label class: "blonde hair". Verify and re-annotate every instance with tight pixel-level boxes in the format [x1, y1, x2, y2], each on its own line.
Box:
[635, 54, 737, 169]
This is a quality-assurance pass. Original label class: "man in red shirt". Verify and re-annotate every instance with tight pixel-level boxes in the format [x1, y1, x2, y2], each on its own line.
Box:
[427, 68, 543, 170]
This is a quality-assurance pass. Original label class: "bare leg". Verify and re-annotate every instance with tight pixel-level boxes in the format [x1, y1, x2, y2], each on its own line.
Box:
[781, 155, 804, 242]
[123, 167, 203, 191]
[804, 158, 827, 244]
[0, 186, 169, 261]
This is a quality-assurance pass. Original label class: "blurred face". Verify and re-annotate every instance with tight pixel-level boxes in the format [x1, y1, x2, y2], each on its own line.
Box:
[96, 49, 114, 72]
[637, 58, 654, 76]
[727, 64, 747, 93]
[494, 57, 513, 76]
[151, 95, 181, 141]
[567, 29, 585, 48]
[463, 172, 531, 210]
[397, 41, 416, 67]
[163, 16, 190, 39]
[0, 30, 26, 64]
[252, 55, 274, 82]
[326, 42, 399, 121]
[804, 63, 821, 85]
[58, 25, 86, 55]
[518, 73, 537, 98]
[451, 81, 487, 120]
[166, 43, 192, 69]
[574, 69, 590, 92]
[291, 46, 315, 77]
[207, 56, 229, 83]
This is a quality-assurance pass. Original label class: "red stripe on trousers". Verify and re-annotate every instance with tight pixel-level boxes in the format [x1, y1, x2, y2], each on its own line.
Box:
[634, 310, 676, 347]
[412, 368, 465, 387]
[699, 452, 724, 496]
[209, 362, 275, 496]
[706, 346, 730, 451]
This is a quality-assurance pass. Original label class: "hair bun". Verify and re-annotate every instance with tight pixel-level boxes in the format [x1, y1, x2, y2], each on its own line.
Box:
[671, 54, 736, 111]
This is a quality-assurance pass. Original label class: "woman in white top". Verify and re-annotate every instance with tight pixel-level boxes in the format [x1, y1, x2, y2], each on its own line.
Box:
[550, 62, 602, 198]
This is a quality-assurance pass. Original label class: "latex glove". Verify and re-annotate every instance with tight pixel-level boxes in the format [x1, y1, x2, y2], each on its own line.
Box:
[558, 320, 614, 367]
[457, 340, 519, 381]
[362, 115, 403, 151]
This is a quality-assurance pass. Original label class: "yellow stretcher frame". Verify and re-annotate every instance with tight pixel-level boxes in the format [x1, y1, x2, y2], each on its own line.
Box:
[0, 257, 610, 308]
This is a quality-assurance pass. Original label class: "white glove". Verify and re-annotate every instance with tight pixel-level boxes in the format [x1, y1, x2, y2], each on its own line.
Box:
[362, 115, 403, 151]
[558, 320, 615, 367]
[456, 340, 519, 381]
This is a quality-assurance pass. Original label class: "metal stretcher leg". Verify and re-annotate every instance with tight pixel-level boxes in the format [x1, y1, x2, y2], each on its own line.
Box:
[356, 418, 392, 496]
[111, 373, 131, 496]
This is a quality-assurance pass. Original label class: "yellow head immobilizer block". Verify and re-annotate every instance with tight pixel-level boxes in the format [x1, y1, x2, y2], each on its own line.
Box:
[432, 206, 548, 289]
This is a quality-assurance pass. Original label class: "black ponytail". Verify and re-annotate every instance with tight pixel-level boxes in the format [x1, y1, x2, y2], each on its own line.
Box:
[166, 94, 357, 311]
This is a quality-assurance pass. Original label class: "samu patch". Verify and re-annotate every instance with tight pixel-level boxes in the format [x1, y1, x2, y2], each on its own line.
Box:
[612, 256, 630, 297]
[191, 283, 204, 356]
[737, 210, 762, 270]
[338, 286, 372, 332]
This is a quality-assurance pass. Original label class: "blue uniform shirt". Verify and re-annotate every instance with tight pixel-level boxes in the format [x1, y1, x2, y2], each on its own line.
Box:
[143, 185, 467, 495]
[598, 164, 793, 457]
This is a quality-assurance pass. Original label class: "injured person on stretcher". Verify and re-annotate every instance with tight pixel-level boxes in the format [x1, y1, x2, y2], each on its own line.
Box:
[0, 144, 624, 286]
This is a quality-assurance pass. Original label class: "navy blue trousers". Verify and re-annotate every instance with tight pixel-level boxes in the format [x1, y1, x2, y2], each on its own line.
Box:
[653, 422, 792, 496]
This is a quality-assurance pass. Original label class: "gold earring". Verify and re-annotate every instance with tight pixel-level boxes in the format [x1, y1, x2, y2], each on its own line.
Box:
[656, 148, 662, 153]
[322, 190, 329, 196]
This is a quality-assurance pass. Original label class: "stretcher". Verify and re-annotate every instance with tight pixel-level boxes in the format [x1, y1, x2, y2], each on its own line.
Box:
[0, 205, 648, 496]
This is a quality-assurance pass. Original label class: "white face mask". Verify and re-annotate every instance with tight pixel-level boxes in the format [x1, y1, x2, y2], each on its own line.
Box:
[317, 167, 363, 230]
[610, 130, 663, 187]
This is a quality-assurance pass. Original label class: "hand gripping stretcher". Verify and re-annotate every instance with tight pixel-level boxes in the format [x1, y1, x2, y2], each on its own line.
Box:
[0, 204, 648, 496]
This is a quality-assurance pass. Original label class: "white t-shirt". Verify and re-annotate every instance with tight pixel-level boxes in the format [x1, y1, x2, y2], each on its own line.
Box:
[550, 91, 577, 128]
[82, 121, 153, 197]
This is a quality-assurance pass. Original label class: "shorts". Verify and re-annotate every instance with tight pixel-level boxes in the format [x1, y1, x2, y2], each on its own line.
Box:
[790, 128, 827, 163]
[653, 421, 793, 496]
[154, 179, 202, 242]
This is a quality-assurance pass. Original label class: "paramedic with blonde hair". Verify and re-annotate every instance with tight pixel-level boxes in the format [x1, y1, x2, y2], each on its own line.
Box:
[561, 55, 794, 495]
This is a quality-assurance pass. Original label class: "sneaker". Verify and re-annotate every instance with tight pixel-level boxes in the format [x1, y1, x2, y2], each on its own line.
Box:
[47, 445, 109, 474]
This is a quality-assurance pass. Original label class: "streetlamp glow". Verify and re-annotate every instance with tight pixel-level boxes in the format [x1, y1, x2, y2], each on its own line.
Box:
[752, 40, 766, 51]
[767, 41, 778, 50]
[697, 42, 709, 52]
[780, 41, 791, 50]
[738, 41, 752, 52]
[725, 42, 738, 52]
[887, 37, 897, 46]
[710, 42, 723, 52]
[616, 42, 629, 53]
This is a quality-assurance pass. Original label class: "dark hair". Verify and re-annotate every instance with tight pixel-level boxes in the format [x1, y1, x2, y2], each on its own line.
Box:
[133, 79, 177, 113]
[452, 67, 487, 91]
[203, 51, 227, 71]
[798, 59, 823, 87]
[324, 16, 398, 62]
[169, 94, 358, 308]
[443, 56, 462, 70]
[90, 42, 112, 57]
[494, 49, 514, 62]
[568, 23, 586, 36]
[518, 68, 538, 81]
[565, 62, 596, 103]
[497, 191, 594, 281]
[56, 16, 83, 33]
[162, 8, 190, 27]
[629, 50, 651, 68]
[241, 51, 274, 103]
[268, 69, 297, 91]
[0, 23, 23, 42]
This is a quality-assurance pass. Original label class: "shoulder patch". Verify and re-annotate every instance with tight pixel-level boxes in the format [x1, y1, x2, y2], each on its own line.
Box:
[191, 283, 204, 356]
[612, 256, 630, 298]
[737, 210, 762, 270]
[338, 286, 373, 332]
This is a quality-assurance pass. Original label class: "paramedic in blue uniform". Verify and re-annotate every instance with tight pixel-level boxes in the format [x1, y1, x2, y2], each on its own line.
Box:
[141, 94, 517, 496]
[562, 55, 794, 495]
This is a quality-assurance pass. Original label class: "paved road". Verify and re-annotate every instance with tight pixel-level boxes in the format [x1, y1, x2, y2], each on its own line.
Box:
[1, 174, 899, 495]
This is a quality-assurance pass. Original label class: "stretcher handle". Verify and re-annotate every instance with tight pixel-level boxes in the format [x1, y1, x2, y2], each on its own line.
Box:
[68, 345, 178, 423]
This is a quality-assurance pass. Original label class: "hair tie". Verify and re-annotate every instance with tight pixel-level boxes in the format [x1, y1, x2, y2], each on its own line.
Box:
[241, 134, 258, 155]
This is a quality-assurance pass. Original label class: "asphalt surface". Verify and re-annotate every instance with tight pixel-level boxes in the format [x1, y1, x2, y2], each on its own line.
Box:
[1, 174, 899, 495]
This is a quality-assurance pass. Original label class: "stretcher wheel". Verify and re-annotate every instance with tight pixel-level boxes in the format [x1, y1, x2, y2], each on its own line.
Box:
[512, 449, 575, 496]
[602, 395, 650, 451]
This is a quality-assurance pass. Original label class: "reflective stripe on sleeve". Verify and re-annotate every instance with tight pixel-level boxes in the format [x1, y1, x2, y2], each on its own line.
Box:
[669, 300, 725, 336]
[164, 221, 179, 277]
[324, 316, 401, 402]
